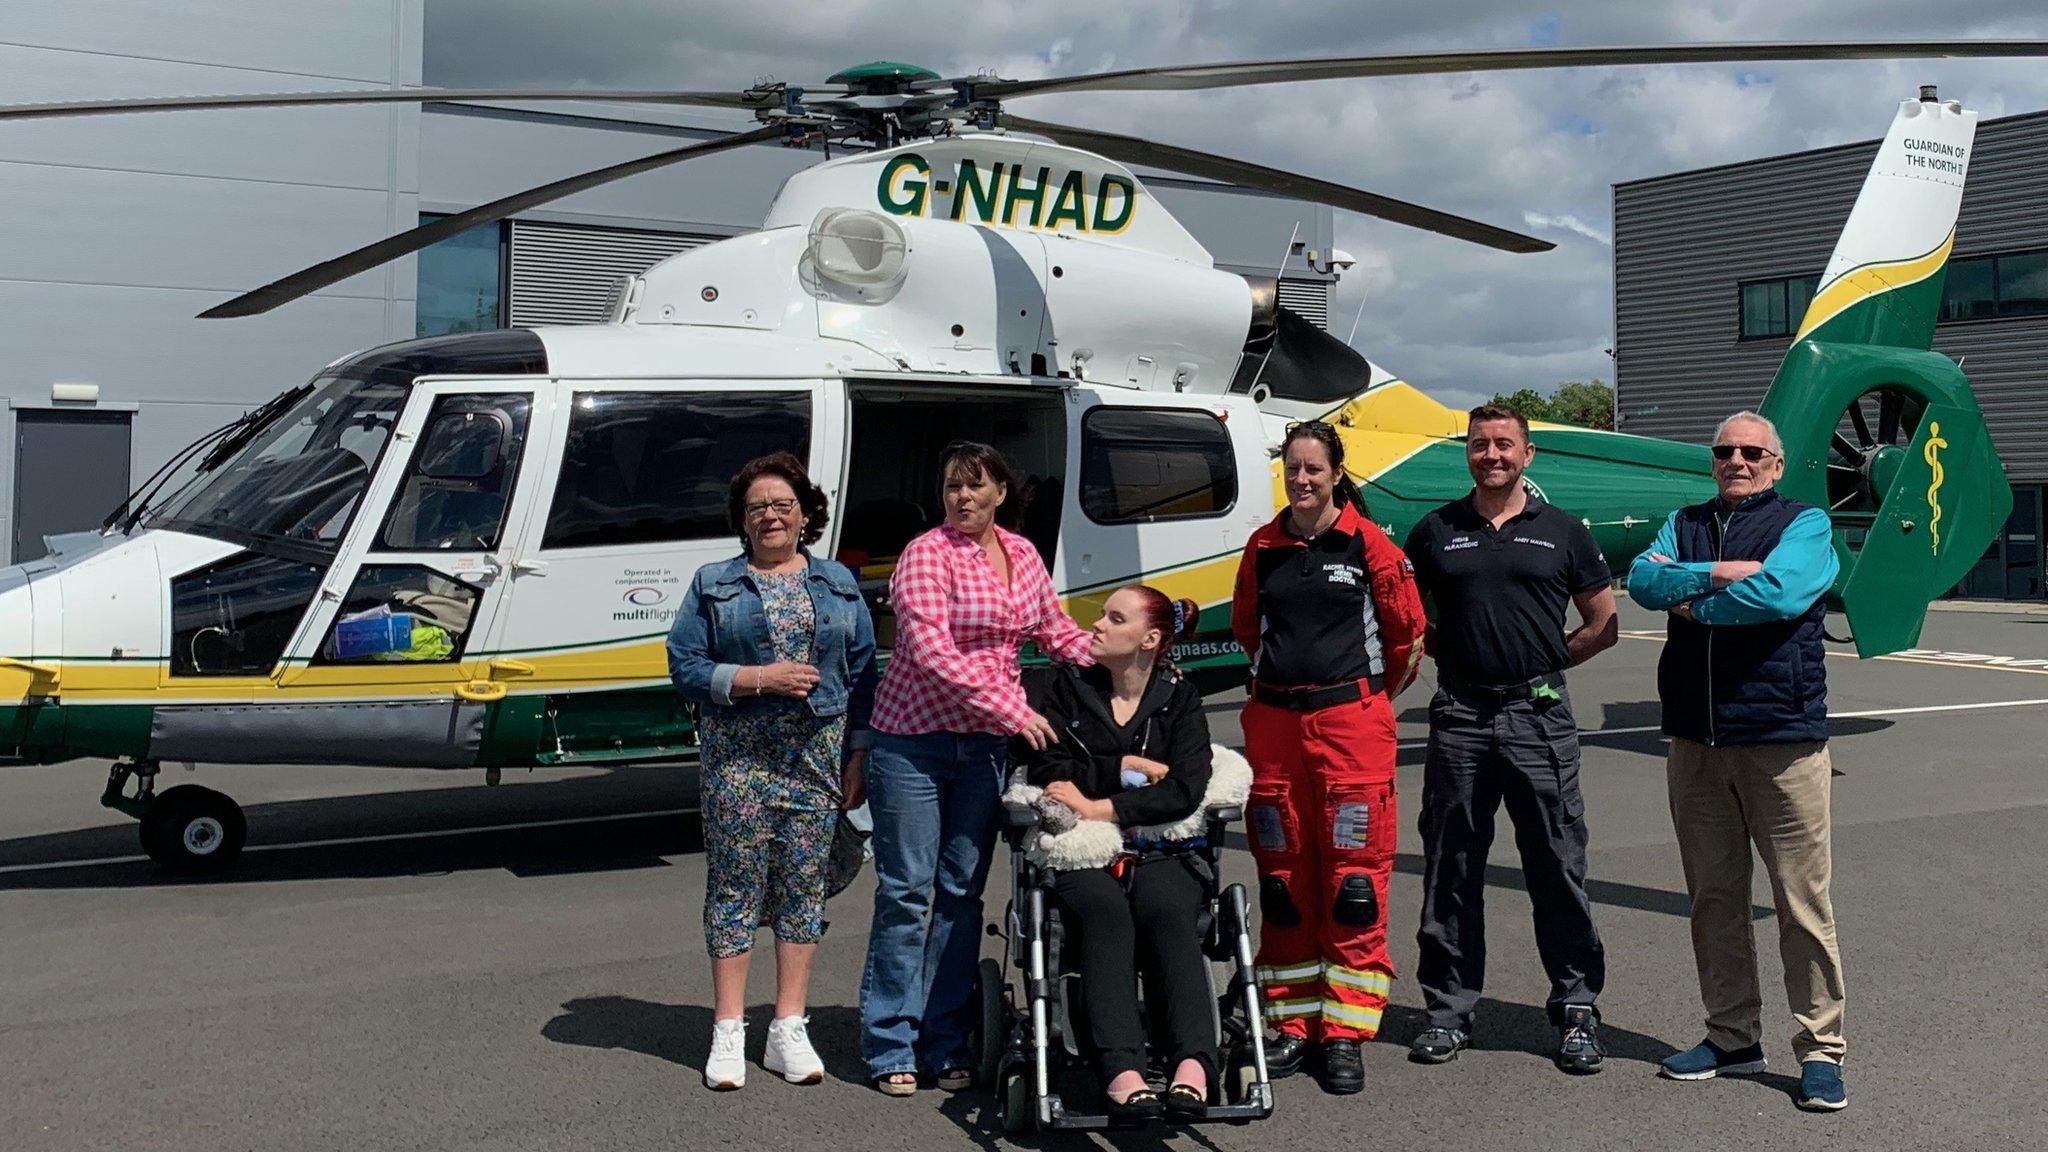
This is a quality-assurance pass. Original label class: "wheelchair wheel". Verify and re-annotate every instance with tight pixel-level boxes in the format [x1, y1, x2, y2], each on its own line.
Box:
[999, 1064, 1035, 1134]
[974, 956, 1005, 1088]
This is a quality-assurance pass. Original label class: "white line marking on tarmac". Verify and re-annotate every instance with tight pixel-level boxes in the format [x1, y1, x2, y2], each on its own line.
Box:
[1393, 694, 2048, 747]
[13, 693, 2048, 876]
[0, 807, 692, 876]
[1621, 630, 2048, 675]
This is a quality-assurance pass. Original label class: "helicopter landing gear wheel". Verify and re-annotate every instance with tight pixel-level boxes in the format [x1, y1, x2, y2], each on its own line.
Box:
[139, 785, 246, 876]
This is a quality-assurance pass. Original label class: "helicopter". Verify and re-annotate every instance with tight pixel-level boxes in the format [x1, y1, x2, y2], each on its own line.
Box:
[0, 43, 2026, 874]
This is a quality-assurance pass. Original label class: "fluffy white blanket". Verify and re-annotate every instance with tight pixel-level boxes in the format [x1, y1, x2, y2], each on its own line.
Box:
[1002, 744, 1253, 872]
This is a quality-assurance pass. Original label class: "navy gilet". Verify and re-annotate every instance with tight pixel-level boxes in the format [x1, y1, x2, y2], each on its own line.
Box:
[1657, 489, 1829, 745]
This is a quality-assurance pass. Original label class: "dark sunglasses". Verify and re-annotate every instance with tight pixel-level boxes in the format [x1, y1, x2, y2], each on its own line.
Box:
[1711, 443, 1779, 462]
[1286, 419, 1335, 434]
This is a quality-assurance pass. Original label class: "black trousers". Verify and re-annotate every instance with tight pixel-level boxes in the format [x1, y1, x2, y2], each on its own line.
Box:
[1052, 855, 1217, 1081]
[1415, 686, 1605, 1030]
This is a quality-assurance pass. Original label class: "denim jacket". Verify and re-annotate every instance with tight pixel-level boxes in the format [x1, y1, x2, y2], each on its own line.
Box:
[667, 551, 877, 742]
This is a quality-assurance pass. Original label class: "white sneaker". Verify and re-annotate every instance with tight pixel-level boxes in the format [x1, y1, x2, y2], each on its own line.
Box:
[763, 1015, 824, 1085]
[704, 1018, 746, 1091]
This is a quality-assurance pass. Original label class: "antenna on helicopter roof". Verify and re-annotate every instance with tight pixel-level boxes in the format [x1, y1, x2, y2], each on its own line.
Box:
[1345, 281, 1369, 347]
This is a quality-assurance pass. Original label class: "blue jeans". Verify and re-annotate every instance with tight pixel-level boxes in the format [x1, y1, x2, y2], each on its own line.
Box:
[858, 730, 1006, 1079]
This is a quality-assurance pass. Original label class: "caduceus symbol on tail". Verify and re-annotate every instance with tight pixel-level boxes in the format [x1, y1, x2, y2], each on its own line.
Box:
[1924, 420, 1948, 557]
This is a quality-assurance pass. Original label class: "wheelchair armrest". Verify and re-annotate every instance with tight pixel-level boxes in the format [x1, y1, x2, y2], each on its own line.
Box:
[1003, 801, 1040, 829]
[1206, 803, 1243, 825]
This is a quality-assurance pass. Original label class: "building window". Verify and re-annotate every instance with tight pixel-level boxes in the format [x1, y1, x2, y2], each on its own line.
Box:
[416, 214, 506, 337]
[1080, 407, 1237, 524]
[1737, 274, 1819, 340]
[541, 391, 811, 550]
[1941, 249, 2048, 323]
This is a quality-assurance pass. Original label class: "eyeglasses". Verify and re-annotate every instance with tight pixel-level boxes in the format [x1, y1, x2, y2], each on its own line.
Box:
[1711, 444, 1779, 463]
[1285, 419, 1335, 434]
[744, 498, 800, 519]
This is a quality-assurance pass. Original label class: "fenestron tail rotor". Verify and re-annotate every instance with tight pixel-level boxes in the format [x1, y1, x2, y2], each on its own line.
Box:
[3, 40, 2044, 316]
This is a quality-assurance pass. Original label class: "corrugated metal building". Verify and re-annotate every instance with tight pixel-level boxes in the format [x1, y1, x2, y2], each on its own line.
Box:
[0, 1, 1334, 566]
[1614, 106, 2048, 600]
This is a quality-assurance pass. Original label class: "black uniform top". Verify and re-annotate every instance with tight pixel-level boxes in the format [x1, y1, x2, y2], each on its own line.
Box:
[1404, 492, 1610, 686]
[1245, 511, 1379, 687]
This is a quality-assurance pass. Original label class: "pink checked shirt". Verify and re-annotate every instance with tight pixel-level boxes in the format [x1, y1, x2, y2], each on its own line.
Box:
[871, 523, 1093, 736]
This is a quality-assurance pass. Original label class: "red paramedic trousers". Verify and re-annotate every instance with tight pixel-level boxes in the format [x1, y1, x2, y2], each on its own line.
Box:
[1242, 688, 1399, 1042]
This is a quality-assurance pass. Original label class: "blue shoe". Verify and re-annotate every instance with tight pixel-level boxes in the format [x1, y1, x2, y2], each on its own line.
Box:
[1658, 1039, 1767, 1081]
[1796, 1061, 1847, 1112]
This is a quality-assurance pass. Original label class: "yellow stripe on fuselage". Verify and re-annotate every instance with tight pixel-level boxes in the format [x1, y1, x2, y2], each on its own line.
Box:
[1793, 230, 1955, 341]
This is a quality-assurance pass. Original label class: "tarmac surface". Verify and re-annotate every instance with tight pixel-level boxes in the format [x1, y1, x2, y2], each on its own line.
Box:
[2, 598, 2044, 1150]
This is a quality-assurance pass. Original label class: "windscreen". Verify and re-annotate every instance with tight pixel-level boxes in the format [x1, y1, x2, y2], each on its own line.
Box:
[153, 376, 406, 553]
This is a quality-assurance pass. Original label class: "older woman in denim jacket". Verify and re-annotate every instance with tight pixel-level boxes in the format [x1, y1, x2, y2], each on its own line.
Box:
[669, 451, 877, 1092]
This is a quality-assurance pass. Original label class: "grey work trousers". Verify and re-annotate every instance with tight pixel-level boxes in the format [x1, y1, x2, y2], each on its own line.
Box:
[1415, 686, 1604, 1030]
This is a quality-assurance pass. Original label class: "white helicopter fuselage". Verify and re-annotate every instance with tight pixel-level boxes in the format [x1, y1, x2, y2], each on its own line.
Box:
[0, 136, 1298, 771]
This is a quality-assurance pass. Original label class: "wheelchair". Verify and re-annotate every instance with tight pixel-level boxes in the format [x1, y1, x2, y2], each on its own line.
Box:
[973, 800, 1275, 1132]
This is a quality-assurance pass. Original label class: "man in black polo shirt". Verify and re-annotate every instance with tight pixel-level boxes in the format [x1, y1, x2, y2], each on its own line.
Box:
[1403, 403, 1618, 1074]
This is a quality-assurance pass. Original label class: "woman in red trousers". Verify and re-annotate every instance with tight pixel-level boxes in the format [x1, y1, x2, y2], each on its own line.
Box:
[1230, 419, 1425, 1096]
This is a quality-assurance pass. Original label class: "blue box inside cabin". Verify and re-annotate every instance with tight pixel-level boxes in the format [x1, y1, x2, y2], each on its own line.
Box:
[332, 612, 414, 658]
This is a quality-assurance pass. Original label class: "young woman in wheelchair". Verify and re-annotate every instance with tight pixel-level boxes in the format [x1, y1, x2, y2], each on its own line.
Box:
[1012, 584, 1216, 1119]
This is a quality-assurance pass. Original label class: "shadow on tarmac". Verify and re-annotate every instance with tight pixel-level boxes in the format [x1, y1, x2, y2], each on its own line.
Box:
[0, 767, 702, 890]
[542, 996, 873, 1089]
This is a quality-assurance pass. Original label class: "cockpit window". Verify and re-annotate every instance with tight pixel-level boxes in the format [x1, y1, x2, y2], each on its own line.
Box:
[376, 395, 532, 552]
[153, 376, 406, 554]
[146, 331, 547, 560]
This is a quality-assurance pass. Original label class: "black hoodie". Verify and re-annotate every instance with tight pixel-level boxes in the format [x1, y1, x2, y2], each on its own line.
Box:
[1013, 662, 1213, 827]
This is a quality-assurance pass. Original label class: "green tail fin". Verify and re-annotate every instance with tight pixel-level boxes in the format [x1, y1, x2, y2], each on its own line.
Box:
[1757, 95, 2011, 656]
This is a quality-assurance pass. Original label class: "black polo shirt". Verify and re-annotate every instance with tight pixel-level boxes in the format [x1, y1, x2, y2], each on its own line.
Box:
[1404, 493, 1609, 686]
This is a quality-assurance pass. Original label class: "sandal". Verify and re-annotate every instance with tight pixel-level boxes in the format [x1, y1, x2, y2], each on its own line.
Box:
[1165, 1082, 1207, 1114]
[935, 1067, 975, 1093]
[874, 1072, 918, 1097]
[1105, 1086, 1164, 1121]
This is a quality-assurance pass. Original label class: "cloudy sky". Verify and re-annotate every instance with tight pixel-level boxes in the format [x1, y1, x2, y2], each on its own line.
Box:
[425, 2, 2048, 406]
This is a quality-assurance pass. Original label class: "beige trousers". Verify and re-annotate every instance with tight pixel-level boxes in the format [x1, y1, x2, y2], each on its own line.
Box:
[1666, 737, 1847, 1064]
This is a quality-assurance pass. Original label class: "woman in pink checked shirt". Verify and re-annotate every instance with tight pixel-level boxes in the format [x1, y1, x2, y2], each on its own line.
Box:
[857, 441, 1093, 1097]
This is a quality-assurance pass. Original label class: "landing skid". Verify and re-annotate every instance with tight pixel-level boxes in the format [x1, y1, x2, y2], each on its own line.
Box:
[102, 761, 247, 875]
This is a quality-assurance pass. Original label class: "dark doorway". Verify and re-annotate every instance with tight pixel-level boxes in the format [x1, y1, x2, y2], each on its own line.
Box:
[12, 408, 132, 563]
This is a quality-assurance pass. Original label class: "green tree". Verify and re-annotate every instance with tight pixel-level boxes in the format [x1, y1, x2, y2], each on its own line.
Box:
[1547, 379, 1615, 430]
[1485, 379, 1615, 431]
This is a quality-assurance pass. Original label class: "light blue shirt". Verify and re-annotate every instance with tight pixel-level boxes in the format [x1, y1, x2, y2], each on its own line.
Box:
[1626, 498, 1839, 626]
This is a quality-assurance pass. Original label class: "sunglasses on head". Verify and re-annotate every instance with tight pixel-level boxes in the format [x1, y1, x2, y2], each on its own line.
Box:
[1286, 419, 1335, 434]
[1711, 443, 1778, 462]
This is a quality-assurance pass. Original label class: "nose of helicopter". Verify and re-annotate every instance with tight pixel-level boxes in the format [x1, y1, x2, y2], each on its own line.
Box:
[0, 564, 44, 705]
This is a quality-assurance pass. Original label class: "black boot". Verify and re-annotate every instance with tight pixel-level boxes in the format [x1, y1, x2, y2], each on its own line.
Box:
[1265, 1032, 1312, 1078]
[1318, 1040, 1364, 1095]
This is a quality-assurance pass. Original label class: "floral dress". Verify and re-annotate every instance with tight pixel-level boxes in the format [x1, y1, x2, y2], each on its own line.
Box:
[698, 569, 846, 958]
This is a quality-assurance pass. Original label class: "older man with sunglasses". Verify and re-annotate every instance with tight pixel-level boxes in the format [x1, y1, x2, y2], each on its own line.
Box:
[1627, 411, 1849, 1113]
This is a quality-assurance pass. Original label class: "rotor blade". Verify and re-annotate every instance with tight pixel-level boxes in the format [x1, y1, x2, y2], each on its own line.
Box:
[1848, 400, 1874, 447]
[1878, 392, 1901, 443]
[979, 40, 2048, 100]
[1832, 432, 1864, 464]
[0, 86, 810, 122]
[998, 113, 1550, 254]
[199, 124, 785, 319]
